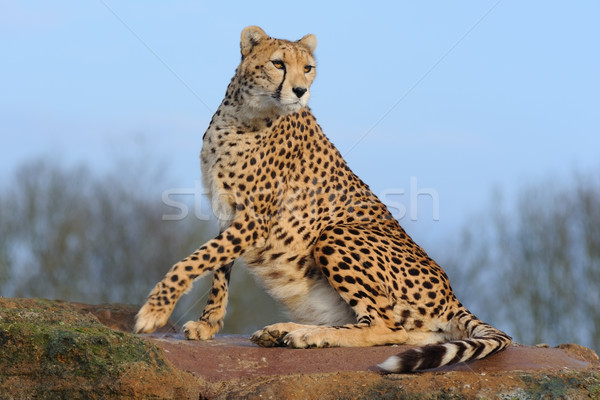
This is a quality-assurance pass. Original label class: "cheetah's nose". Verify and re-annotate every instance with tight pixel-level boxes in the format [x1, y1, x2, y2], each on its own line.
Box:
[292, 87, 307, 98]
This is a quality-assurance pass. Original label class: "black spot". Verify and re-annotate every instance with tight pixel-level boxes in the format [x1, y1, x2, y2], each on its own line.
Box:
[333, 274, 343, 283]
[297, 256, 308, 269]
[344, 276, 356, 284]
[170, 275, 178, 282]
[408, 268, 420, 276]
[338, 262, 350, 270]
[322, 246, 335, 255]
[319, 256, 328, 266]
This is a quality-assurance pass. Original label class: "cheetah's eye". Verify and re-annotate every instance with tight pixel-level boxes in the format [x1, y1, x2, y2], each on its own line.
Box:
[304, 65, 313, 73]
[272, 60, 285, 70]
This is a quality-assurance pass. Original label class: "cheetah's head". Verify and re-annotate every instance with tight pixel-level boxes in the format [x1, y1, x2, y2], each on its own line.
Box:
[237, 26, 317, 117]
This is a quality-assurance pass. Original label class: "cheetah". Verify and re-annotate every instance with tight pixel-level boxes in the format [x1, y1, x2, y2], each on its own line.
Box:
[135, 26, 512, 373]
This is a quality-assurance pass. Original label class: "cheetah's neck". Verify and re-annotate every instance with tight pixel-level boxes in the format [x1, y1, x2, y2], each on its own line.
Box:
[208, 74, 287, 134]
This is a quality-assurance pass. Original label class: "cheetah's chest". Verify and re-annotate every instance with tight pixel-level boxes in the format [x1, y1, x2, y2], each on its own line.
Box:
[200, 132, 242, 229]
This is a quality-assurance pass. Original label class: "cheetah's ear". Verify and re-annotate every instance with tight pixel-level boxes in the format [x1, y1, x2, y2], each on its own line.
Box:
[241, 26, 269, 58]
[298, 33, 317, 54]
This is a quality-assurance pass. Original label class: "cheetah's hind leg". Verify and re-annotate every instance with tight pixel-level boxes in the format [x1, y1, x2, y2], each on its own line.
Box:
[271, 223, 410, 348]
[252, 321, 408, 348]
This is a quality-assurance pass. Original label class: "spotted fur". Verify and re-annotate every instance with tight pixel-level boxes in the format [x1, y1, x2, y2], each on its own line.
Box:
[134, 26, 511, 373]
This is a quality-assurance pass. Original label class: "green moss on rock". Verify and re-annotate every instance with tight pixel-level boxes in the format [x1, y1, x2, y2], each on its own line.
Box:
[0, 298, 197, 399]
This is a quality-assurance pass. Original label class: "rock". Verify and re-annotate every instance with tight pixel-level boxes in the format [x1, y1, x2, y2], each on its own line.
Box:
[1, 298, 599, 399]
[69, 301, 180, 334]
[0, 298, 197, 399]
[145, 334, 600, 399]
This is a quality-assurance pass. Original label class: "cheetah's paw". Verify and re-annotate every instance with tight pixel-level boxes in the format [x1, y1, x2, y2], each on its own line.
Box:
[183, 320, 219, 340]
[283, 328, 331, 348]
[251, 328, 287, 347]
[251, 322, 303, 347]
[134, 301, 171, 334]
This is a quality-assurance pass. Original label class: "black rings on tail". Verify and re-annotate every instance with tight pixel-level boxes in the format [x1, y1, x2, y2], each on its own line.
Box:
[378, 312, 512, 373]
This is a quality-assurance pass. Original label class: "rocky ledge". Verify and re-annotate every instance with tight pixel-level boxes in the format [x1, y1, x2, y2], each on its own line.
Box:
[1, 298, 599, 399]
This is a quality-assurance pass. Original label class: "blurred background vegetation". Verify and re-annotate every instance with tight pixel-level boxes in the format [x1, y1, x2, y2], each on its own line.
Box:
[0, 157, 598, 353]
[0, 157, 287, 334]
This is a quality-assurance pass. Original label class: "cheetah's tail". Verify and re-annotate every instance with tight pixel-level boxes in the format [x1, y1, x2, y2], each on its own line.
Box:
[377, 310, 512, 373]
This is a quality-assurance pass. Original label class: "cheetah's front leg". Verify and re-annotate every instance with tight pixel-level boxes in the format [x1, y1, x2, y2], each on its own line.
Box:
[134, 218, 258, 335]
[183, 262, 232, 340]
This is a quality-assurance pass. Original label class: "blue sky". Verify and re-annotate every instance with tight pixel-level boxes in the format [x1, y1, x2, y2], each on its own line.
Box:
[2, 1, 599, 252]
